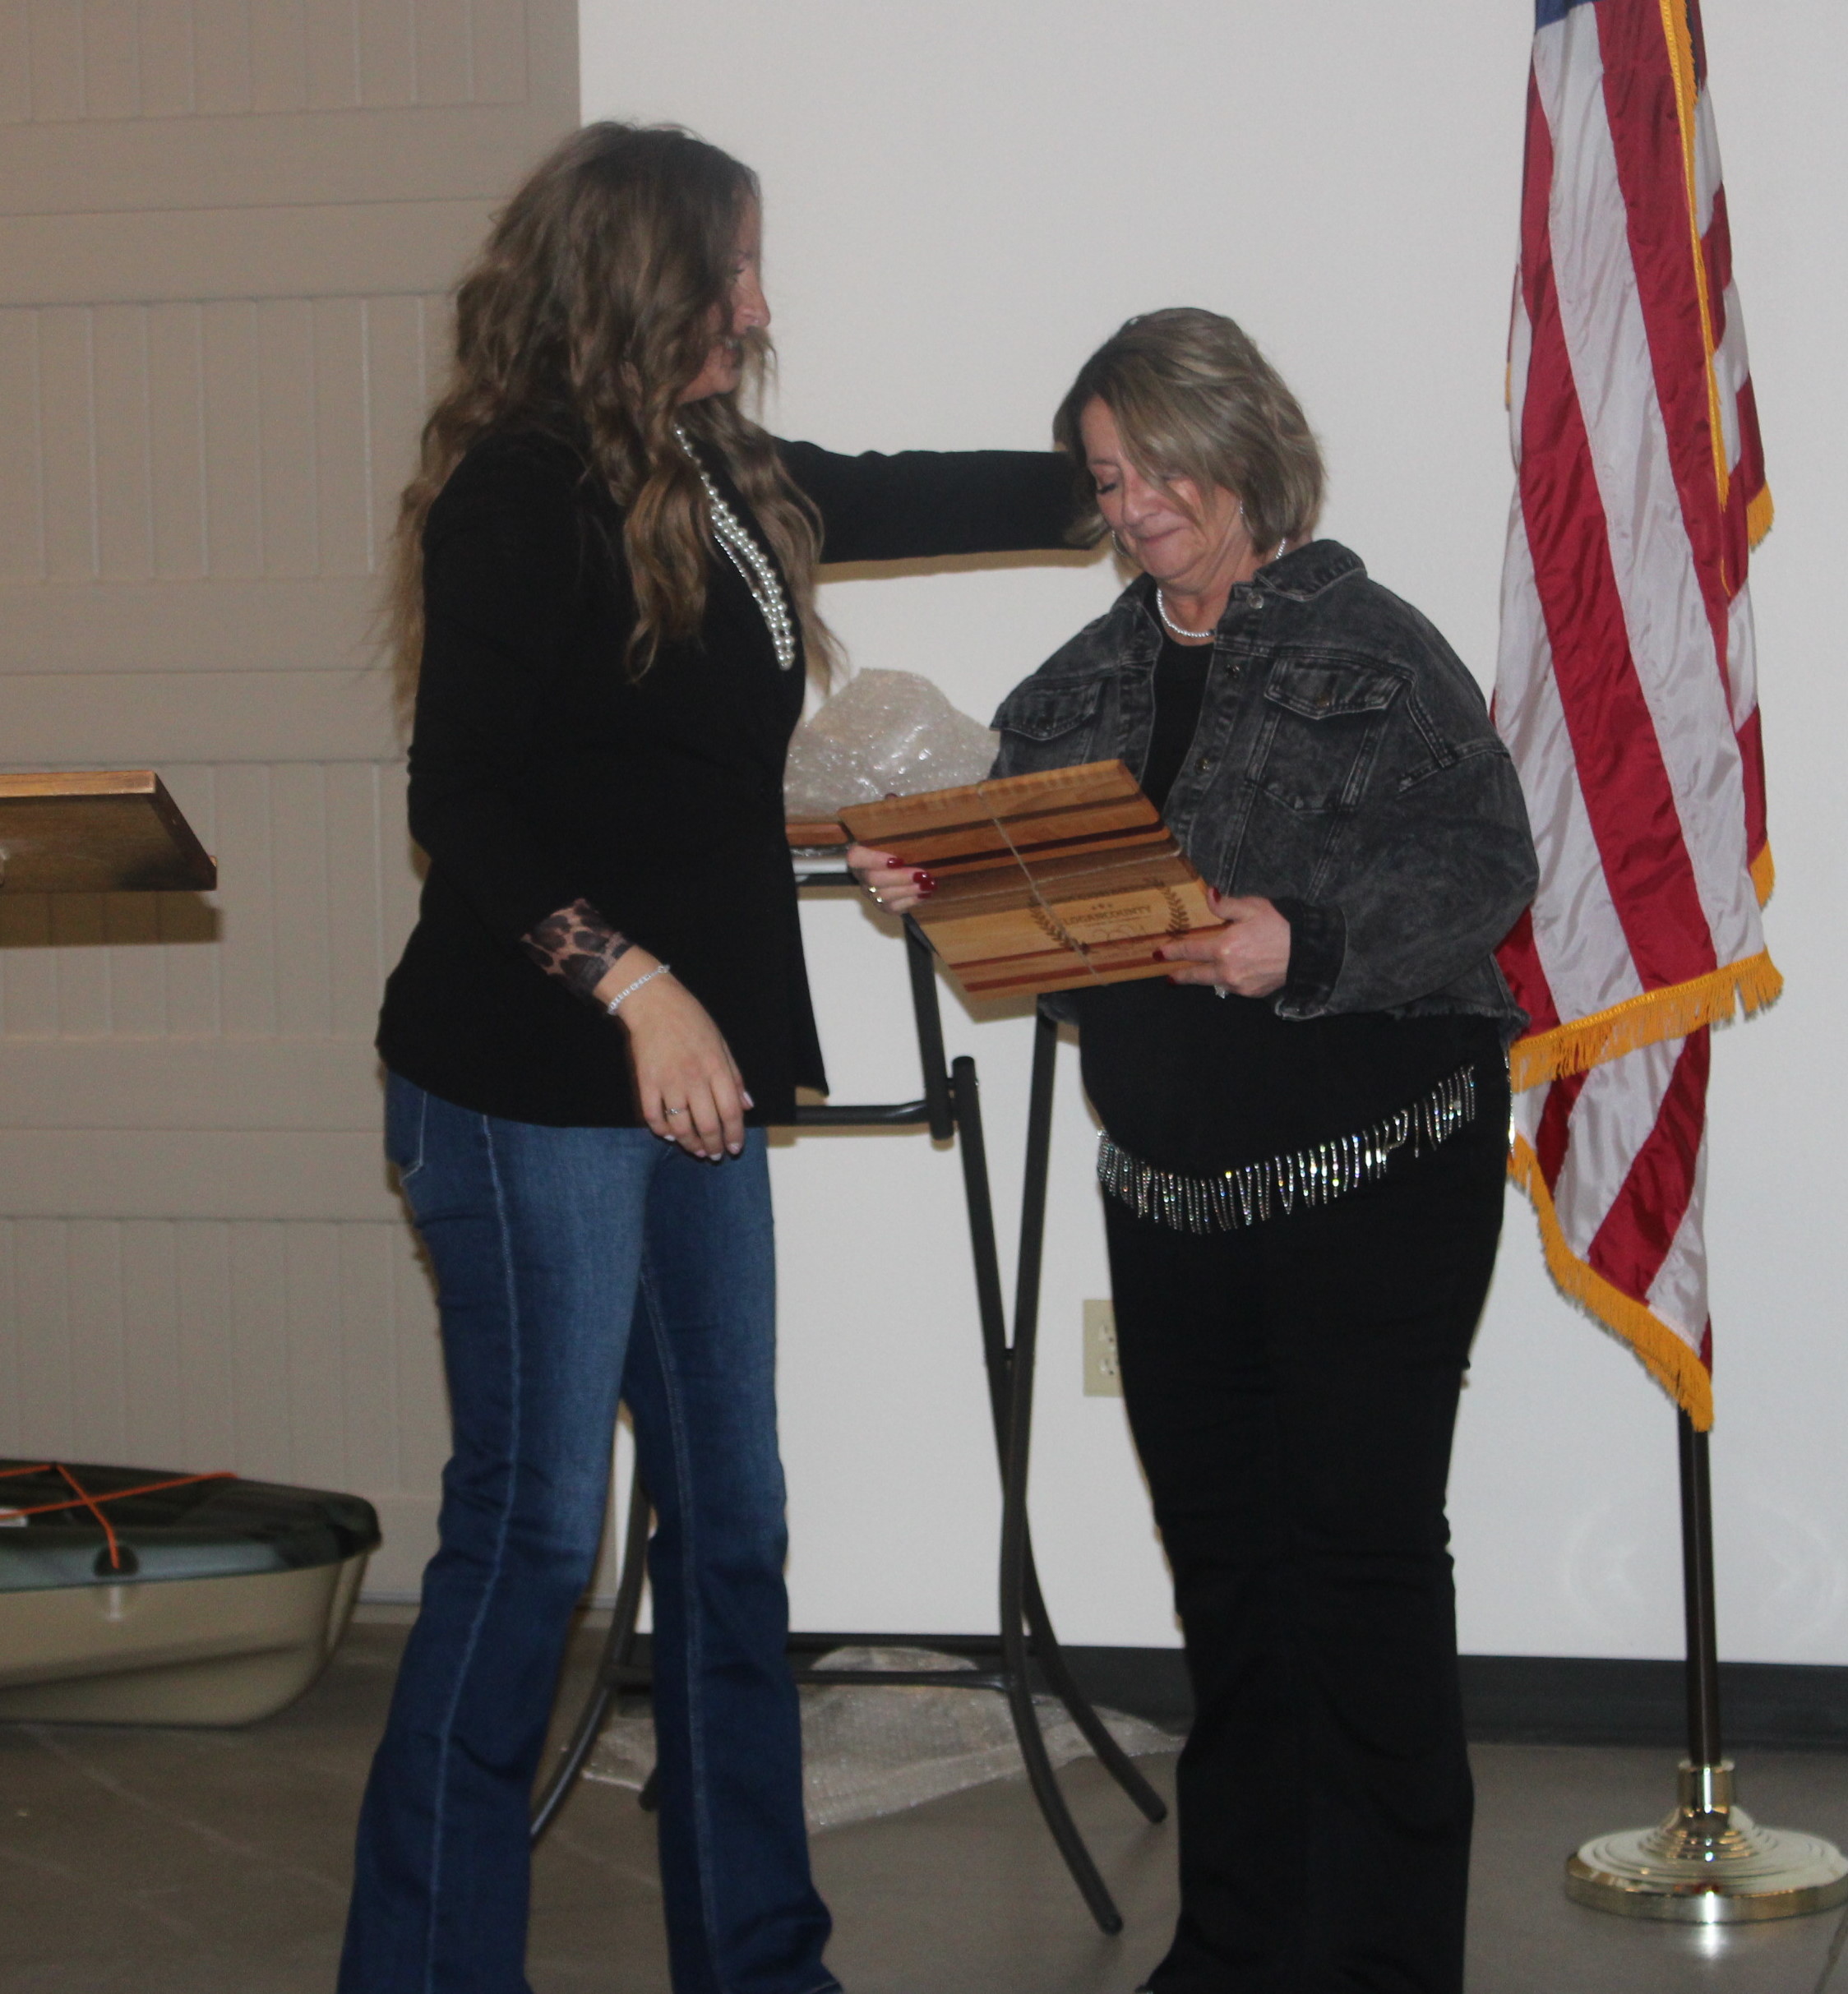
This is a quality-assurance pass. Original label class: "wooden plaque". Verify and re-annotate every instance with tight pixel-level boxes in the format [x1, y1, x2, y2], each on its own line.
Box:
[0, 772, 217, 894]
[839, 761, 1223, 999]
[784, 818, 851, 850]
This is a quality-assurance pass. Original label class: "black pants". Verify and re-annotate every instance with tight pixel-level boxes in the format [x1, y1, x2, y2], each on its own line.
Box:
[1103, 1083, 1508, 1994]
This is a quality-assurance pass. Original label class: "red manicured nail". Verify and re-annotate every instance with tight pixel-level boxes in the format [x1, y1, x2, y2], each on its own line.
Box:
[913, 870, 936, 889]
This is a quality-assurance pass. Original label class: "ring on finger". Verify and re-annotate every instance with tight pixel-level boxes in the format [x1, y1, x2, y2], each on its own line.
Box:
[665, 1105, 687, 1117]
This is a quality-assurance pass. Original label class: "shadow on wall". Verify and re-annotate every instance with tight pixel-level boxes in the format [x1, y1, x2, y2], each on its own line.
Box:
[0, 890, 219, 946]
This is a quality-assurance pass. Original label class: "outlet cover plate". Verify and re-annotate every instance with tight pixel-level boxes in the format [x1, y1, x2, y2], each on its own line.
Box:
[1083, 1299, 1122, 1396]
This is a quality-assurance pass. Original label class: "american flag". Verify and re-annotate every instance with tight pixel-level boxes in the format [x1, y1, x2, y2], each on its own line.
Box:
[1493, 0, 1780, 1429]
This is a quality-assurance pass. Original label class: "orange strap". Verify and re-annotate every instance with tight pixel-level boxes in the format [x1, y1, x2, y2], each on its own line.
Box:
[0, 1463, 237, 1572]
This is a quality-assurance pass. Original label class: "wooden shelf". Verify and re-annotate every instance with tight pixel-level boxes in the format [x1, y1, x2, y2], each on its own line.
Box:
[0, 773, 217, 894]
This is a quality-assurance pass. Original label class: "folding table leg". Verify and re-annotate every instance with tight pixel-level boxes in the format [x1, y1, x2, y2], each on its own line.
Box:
[1022, 1549, 1168, 1824]
[951, 1014, 1163, 1931]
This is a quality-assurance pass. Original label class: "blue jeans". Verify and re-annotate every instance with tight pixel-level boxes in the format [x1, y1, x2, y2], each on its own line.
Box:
[340, 1075, 836, 1994]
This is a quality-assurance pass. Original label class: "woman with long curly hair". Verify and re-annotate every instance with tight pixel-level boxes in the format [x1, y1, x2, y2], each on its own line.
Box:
[341, 122, 1076, 1994]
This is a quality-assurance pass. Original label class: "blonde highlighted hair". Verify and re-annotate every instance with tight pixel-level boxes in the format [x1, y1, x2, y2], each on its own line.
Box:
[1054, 307, 1324, 556]
[387, 121, 836, 699]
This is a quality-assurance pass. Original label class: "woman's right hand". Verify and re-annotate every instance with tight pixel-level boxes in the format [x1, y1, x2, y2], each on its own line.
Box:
[600, 956, 751, 1160]
[846, 843, 936, 917]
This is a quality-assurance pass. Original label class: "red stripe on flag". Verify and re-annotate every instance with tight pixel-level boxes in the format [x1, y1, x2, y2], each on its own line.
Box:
[1517, 216, 1721, 992]
[1495, 907, 1559, 1039]
[1718, 447, 1751, 607]
[1536, 1067, 1587, 1191]
[1703, 186, 1733, 341]
[1518, 67, 1551, 326]
[1726, 375, 1769, 605]
[1594, 0, 1733, 625]
[1585, 1027, 1709, 1302]
[1733, 375, 1767, 512]
[1700, 188, 1758, 593]
[1735, 706, 1767, 868]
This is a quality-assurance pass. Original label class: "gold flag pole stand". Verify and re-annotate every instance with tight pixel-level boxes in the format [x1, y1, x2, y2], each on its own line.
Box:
[1566, 1411, 1848, 1922]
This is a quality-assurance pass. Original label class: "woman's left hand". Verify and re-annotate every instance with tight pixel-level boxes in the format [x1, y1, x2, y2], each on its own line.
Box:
[1159, 891, 1291, 998]
[845, 843, 936, 916]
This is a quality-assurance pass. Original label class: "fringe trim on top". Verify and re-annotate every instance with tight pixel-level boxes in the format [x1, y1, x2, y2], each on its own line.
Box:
[1508, 949, 1782, 1093]
[1097, 1064, 1478, 1237]
[1508, 1133, 1713, 1430]
[1750, 842, 1776, 908]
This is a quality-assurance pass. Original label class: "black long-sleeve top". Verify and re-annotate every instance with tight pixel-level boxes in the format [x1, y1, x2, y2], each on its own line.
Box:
[377, 427, 1078, 1126]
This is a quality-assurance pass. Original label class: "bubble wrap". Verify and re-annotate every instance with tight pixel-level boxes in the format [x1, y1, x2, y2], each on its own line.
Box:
[580, 1643, 1176, 1834]
[783, 670, 999, 821]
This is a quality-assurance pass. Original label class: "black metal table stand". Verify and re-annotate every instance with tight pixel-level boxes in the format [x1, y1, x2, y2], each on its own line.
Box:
[532, 884, 1167, 1932]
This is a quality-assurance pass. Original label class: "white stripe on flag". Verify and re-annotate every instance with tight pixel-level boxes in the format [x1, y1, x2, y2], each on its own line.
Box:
[1497, 502, 1646, 1021]
[1550, 1035, 1682, 1258]
[1645, 1109, 1709, 1350]
[1725, 589, 1758, 735]
[1693, 86, 1721, 235]
[1534, 22, 1763, 973]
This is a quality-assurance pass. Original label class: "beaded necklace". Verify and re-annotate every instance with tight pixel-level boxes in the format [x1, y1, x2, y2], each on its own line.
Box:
[674, 425, 798, 672]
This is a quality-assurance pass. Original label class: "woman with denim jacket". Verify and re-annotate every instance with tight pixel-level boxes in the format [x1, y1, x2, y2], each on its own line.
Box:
[345, 124, 1079, 1994]
[856, 310, 1537, 1994]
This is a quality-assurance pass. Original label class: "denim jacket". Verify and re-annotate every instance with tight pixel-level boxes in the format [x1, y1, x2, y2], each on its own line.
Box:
[989, 541, 1537, 1033]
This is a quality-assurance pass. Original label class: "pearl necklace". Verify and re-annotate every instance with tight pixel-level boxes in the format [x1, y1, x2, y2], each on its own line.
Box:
[1156, 589, 1216, 642]
[674, 426, 798, 672]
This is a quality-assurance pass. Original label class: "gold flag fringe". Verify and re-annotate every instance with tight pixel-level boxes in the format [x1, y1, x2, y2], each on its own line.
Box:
[1508, 1134, 1713, 1429]
[1747, 483, 1775, 550]
[1750, 842, 1775, 907]
[1508, 949, 1782, 1093]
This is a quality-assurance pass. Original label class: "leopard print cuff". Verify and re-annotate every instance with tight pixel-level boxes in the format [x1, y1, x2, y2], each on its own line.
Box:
[520, 898, 635, 1004]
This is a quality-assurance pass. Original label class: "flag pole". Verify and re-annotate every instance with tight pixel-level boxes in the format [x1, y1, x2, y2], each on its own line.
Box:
[1495, 0, 1842, 1925]
[1564, 1410, 1848, 1922]
[1677, 1411, 1723, 1770]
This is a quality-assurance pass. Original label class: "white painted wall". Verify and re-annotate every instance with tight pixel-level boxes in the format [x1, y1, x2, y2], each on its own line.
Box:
[580, 1, 1848, 1662]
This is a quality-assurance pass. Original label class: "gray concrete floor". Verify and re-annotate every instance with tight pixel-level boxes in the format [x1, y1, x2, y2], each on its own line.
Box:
[2, 1622, 1848, 1992]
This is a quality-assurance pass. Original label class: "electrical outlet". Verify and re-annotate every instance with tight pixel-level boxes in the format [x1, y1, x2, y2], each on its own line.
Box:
[1083, 1299, 1122, 1396]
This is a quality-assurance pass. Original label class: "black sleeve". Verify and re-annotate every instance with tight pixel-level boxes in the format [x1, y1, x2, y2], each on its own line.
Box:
[405, 445, 628, 947]
[1271, 746, 1539, 1018]
[776, 440, 1082, 565]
